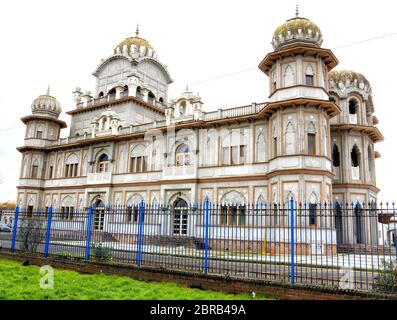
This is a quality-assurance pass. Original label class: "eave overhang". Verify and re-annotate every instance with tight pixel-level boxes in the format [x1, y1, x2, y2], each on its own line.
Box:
[258, 45, 339, 75]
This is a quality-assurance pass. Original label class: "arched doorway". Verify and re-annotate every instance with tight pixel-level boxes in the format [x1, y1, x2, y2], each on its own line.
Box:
[93, 199, 105, 231]
[173, 198, 188, 236]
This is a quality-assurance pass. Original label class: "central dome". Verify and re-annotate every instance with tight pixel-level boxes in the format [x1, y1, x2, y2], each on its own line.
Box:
[114, 26, 156, 57]
[271, 9, 323, 50]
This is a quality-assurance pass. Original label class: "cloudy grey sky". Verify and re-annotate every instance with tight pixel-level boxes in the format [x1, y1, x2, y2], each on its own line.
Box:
[0, 0, 396, 202]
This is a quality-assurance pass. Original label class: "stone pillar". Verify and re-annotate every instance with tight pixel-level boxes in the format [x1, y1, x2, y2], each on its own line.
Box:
[141, 87, 150, 103]
[73, 87, 83, 107]
[115, 81, 124, 99]
[81, 91, 93, 108]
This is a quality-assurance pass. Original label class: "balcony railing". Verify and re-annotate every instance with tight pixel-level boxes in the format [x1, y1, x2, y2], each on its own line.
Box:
[87, 172, 112, 184]
[202, 103, 266, 121]
[352, 166, 360, 181]
[349, 113, 358, 124]
[162, 165, 197, 180]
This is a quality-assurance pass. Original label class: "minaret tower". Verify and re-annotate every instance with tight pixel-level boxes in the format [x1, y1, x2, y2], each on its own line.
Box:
[257, 7, 340, 204]
[16, 87, 66, 210]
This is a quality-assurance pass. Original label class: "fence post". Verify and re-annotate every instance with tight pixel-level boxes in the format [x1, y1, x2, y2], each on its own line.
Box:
[11, 206, 20, 253]
[137, 200, 145, 268]
[204, 198, 210, 275]
[85, 206, 94, 262]
[290, 198, 295, 285]
[44, 207, 53, 258]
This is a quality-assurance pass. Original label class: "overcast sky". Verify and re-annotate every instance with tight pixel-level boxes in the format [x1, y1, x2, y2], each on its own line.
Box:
[0, 0, 396, 203]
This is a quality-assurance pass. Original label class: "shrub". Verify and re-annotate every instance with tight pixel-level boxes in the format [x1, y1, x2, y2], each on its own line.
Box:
[91, 242, 112, 262]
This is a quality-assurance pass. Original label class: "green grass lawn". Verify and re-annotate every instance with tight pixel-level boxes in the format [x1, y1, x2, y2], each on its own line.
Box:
[0, 259, 268, 300]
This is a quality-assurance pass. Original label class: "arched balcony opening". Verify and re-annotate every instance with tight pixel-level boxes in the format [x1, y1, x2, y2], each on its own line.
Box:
[351, 145, 360, 180]
[148, 91, 156, 105]
[348, 99, 359, 124]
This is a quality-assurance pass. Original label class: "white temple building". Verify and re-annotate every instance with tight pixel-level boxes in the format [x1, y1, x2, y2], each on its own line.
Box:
[16, 12, 383, 248]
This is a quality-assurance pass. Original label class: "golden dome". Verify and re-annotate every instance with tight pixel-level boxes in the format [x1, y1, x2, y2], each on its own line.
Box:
[328, 70, 371, 92]
[114, 25, 155, 57]
[272, 7, 323, 50]
[328, 70, 369, 85]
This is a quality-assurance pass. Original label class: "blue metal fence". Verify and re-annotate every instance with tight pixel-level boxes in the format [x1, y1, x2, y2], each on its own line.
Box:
[3, 200, 397, 293]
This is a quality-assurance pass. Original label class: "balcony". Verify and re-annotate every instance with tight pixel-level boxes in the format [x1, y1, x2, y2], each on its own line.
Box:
[87, 172, 112, 184]
[352, 167, 360, 181]
[162, 165, 197, 180]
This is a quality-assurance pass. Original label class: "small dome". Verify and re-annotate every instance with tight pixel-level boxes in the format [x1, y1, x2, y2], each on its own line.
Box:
[114, 25, 156, 57]
[272, 8, 323, 50]
[31, 87, 61, 118]
[328, 70, 371, 92]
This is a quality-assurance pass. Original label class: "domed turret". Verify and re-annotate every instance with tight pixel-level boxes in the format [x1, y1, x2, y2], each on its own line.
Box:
[114, 25, 156, 58]
[31, 86, 62, 119]
[328, 70, 371, 93]
[271, 6, 323, 50]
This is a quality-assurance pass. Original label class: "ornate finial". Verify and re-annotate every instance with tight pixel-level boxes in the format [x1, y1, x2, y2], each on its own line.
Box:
[47, 83, 50, 95]
[186, 84, 189, 92]
[135, 24, 139, 37]
[295, 4, 299, 17]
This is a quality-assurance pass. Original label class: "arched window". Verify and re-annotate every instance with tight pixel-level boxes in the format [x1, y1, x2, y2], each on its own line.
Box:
[31, 159, 39, 179]
[36, 125, 43, 139]
[179, 101, 186, 117]
[349, 99, 358, 115]
[221, 130, 248, 165]
[98, 91, 104, 98]
[130, 145, 148, 173]
[48, 160, 54, 179]
[107, 88, 116, 101]
[220, 191, 246, 226]
[65, 154, 79, 178]
[351, 145, 360, 167]
[159, 97, 164, 104]
[126, 194, 144, 223]
[136, 86, 142, 98]
[351, 145, 360, 180]
[285, 121, 296, 154]
[309, 192, 318, 225]
[256, 130, 266, 162]
[123, 85, 129, 96]
[284, 64, 295, 87]
[332, 144, 340, 167]
[368, 145, 375, 182]
[206, 136, 215, 165]
[305, 64, 314, 86]
[61, 196, 74, 220]
[307, 121, 316, 155]
[97, 154, 109, 173]
[148, 91, 155, 105]
[175, 143, 191, 166]
[349, 99, 358, 124]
